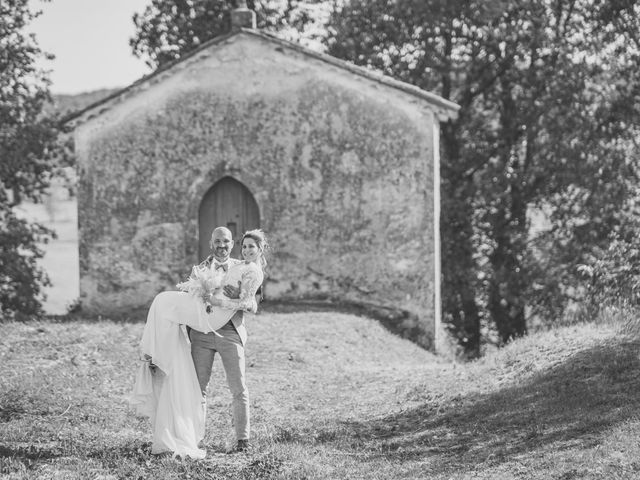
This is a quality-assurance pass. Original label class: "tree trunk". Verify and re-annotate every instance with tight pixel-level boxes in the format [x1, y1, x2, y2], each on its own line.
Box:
[440, 122, 482, 357]
[487, 184, 528, 343]
[441, 197, 482, 356]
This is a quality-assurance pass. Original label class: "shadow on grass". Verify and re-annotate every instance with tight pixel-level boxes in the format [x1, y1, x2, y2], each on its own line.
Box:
[262, 298, 432, 349]
[0, 443, 64, 462]
[45, 306, 150, 324]
[335, 339, 640, 472]
[47, 298, 433, 349]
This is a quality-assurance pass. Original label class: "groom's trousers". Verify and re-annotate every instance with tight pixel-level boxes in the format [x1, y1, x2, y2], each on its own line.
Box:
[189, 320, 250, 441]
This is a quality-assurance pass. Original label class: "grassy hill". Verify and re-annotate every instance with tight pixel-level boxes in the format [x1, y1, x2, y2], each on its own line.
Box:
[45, 88, 121, 117]
[1, 310, 639, 479]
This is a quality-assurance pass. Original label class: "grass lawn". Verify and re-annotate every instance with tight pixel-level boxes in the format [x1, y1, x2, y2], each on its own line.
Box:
[1, 310, 640, 479]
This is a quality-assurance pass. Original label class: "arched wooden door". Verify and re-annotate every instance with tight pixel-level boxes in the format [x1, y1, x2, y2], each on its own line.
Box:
[198, 177, 260, 261]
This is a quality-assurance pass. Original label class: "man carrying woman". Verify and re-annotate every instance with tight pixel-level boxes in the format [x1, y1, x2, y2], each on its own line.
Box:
[130, 227, 268, 458]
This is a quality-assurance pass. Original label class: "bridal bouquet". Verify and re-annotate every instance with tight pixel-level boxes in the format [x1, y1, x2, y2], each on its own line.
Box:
[176, 264, 224, 304]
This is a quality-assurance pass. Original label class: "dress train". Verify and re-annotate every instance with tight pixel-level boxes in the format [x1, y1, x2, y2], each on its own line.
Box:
[130, 291, 231, 458]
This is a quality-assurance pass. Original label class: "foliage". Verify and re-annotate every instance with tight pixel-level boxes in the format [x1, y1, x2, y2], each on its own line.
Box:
[325, 0, 640, 355]
[0, 213, 52, 320]
[0, 0, 62, 320]
[130, 0, 333, 69]
[576, 202, 640, 312]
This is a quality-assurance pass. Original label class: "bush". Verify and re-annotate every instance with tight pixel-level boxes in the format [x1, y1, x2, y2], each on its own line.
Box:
[0, 208, 54, 321]
[578, 226, 640, 312]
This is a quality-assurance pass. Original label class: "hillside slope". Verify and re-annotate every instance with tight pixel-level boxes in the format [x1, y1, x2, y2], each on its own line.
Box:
[47, 88, 121, 116]
[1, 312, 639, 479]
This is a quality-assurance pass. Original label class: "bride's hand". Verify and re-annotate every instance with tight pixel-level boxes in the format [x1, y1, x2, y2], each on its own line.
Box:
[223, 281, 241, 299]
[208, 296, 222, 307]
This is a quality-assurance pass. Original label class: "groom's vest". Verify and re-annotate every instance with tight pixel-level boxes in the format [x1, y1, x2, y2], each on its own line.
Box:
[204, 256, 247, 345]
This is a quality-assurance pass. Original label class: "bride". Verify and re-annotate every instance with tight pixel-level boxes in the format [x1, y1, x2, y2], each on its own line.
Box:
[130, 229, 266, 458]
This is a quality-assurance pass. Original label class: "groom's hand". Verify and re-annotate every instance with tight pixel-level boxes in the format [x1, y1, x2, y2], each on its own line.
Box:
[223, 281, 241, 299]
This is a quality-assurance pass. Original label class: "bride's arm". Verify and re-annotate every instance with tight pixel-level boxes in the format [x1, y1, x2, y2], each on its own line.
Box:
[210, 267, 263, 313]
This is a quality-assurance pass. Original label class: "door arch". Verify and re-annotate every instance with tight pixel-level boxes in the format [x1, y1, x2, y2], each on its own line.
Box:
[198, 177, 260, 261]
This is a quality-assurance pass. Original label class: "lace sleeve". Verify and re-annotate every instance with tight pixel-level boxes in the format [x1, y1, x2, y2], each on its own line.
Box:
[212, 265, 263, 313]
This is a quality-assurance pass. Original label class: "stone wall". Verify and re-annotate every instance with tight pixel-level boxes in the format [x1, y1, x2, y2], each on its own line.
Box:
[74, 34, 439, 347]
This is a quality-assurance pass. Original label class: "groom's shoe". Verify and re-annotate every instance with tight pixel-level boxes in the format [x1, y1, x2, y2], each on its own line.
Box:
[228, 439, 250, 454]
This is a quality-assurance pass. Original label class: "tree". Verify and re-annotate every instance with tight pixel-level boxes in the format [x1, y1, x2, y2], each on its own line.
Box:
[131, 0, 332, 69]
[325, 0, 640, 355]
[499, 0, 640, 327]
[0, 0, 61, 320]
[326, 0, 516, 355]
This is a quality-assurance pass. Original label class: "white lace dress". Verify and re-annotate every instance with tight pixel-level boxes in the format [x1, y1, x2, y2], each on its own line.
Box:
[129, 261, 263, 458]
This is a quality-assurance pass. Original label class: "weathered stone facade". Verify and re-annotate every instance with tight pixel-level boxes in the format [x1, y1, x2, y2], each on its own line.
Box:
[68, 30, 458, 349]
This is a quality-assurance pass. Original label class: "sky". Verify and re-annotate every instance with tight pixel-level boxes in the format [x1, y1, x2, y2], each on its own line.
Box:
[29, 0, 152, 94]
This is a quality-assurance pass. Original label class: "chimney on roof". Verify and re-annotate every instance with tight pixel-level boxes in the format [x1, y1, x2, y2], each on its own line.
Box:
[231, 0, 256, 30]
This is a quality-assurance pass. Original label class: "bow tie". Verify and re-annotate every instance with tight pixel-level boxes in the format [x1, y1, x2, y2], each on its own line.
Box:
[214, 263, 228, 272]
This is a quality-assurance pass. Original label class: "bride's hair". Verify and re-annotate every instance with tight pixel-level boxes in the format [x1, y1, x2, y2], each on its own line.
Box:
[241, 229, 269, 270]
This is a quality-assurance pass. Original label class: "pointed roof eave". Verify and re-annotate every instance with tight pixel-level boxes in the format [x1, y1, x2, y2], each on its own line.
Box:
[252, 29, 459, 122]
[61, 29, 239, 129]
[62, 28, 459, 129]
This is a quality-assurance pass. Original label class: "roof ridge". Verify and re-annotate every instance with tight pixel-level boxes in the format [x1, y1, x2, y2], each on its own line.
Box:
[63, 29, 459, 128]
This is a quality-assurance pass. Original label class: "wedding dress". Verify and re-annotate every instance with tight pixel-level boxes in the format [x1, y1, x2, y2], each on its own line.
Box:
[129, 261, 263, 458]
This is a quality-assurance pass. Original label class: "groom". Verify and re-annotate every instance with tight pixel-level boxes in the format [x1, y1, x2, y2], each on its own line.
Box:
[188, 226, 251, 453]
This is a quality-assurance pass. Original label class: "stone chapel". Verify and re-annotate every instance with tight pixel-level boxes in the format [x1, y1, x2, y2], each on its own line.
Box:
[65, 5, 459, 349]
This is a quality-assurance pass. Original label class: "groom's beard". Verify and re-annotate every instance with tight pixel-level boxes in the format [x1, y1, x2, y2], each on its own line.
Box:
[213, 248, 230, 261]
